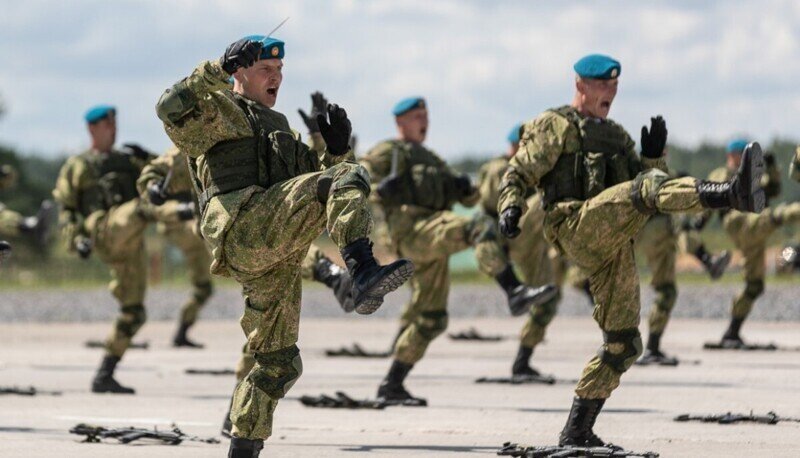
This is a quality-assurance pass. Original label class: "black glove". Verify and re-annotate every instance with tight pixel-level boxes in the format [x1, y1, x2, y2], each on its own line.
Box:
[454, 174, 473, 198]
[147, 181, 167, 206]
[176, 202, 195, 221]
[317, 103, 352, 156]
[220, 38, 263, 75]
[764, 152, 776, 167]
[297, 91, 328, 133]
[376, 175, 404, 204]
[640, 115, 668, 159]
[122, 143, 154, 160]
[76, 237, 93, 259]
[499, 206, 522, 238]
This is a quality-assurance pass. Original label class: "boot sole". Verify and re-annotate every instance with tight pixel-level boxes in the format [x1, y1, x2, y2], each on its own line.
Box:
[510, 284, 559, 316]
[741, 142, 765, 213]
[709, 250, 731, 280]
[354, 261, 414, 315]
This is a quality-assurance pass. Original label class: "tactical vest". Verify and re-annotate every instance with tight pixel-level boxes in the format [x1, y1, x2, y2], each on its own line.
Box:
[384, 140, 463, 211]
[191, 94, 320, 214]
[539, 106, 635, 207]
[78, 152, 140, 216]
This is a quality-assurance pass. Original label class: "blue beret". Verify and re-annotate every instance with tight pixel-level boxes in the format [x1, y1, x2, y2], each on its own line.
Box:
[244, 35, 285, 60]
[392, 97, 426, 117]
[574, 54, 621, 80]
[507, 123, 523, 144]
[727, 139, 748, 154]
[84, 105, 116, 123]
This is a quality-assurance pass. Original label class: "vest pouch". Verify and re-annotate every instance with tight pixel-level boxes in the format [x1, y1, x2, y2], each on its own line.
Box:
[267, 130, 320, 185]
[582, 152, 606, 199]
[409, 163, 448, 211]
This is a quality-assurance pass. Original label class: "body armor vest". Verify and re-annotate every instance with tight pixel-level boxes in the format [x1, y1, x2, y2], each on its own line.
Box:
[384, 140, 462, 211]
[539, 106, 635, 207]
[78, 152, 140, 216]
[191, 94, 321, 213]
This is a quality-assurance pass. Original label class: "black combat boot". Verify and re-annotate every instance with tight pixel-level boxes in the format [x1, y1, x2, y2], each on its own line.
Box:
[173, 322, 204, 348]
[559, 396, 607, 447]
[17, 200, 55, 246]
[693, 246, 731, 280]
[696, 142, 765, 213]
[228, 437, 263, 458]
[637, 333, 677, 366]
[313, 255, 355, 312]
[511, 345, 540, 377]
[494, 265, 558, 316]
[341, 238, 414, 315]
[721, 317, 745, 348]
[91, 356, 135, 394]
[377, 360, 427, 406]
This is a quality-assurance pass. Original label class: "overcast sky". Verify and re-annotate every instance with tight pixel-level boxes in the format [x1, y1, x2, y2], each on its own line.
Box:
[1, 0, 799, 159]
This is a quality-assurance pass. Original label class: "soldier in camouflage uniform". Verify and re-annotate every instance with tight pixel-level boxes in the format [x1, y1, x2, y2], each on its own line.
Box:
[477, 124, 565, 378]
[497, 54, 765, 447]
[0, 164, 55, 246]
[53, 105, 156, 394]
[361, 98, 556, 405]
[137, 146, 213, 348]
[688, 140, 800, 348]
[156, 36, 412, 457]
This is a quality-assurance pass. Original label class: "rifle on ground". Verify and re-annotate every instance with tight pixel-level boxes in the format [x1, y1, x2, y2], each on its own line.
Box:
[674, 411, 800, 425]
[69, 423, 219, 445]
[498, 442, 659, 457]
[0, 386, 62, 396]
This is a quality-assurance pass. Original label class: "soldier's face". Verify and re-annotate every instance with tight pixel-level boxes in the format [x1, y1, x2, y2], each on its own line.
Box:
[235, 59, 283, 108]
[577, 77, 618, 119]
[396, 108, 428, 144]
[727, 153, 742, 169]
[88, 116, 116, 151]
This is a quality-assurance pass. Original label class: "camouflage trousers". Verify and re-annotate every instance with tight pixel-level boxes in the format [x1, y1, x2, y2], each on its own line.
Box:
[224, 164, 371, 441]
[723, 203, 800, 320]
[393, 210, 504, 365]
[158, 220, 213, 326]
[544, 174, 704, 400]
[0, 206, 22, 237]
[634, 214, 678, 336]
[84, 199, 149, 358]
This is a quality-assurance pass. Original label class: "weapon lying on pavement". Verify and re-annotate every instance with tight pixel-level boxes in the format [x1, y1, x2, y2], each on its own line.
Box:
[69, 423, 220, 445]
[497, 442, 659, 457]
[476, 374, 557, 385]
[674, 411, 800, 425]
[185, 368, 235, 376]
[299, 391, 387, 409]
[324, 343, 391, 358]
[703, 341, 800, 352]
[448, 327, 505, 342]
[0, 386, 62, 396]
[85, 340, 149, 350]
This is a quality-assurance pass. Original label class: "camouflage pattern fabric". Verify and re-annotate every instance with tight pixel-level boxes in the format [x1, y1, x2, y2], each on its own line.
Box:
[790, 146, 800, 182]
[361, 139, 504, 365]
[0, 205, 22, 237]
[157, 59, 372, 441]
[634, 214, 678, 335]
[499, 108, 709, 400]
[53, 150, 150, 358]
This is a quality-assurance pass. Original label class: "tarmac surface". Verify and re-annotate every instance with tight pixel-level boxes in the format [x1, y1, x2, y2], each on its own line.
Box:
[2, 296, 800, 457]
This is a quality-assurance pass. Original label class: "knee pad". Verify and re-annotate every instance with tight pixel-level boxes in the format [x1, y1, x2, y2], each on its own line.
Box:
[599, 327, 642, 373]
[654, 283, 677, 312]
[117, 304, 147, 337]
[466, 212, 498, 243]
[250, 345, 303, 399]
[192, 281, 213, 303]
[316, 162, 371, 204]
[531, 292, 560, 327]
[415, 310, 449, 340]
[631, 169, 669, 215]
[744, 279, 765, 300]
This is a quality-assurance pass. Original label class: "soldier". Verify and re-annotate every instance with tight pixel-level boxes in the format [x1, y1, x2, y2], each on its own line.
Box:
[53, 105, 155, 394]
[361, 98, 556, 405]
[497, 54, 765, 448]
[156, 35, 413, 457]
[790, 146, 800, 182]
[0, 164, 54, 245]
[137, 146, 213, 348]
[476, 124, 565, 378]
[694, 140, 800, 347]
